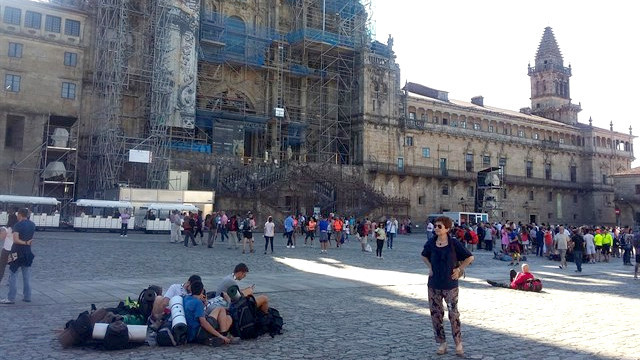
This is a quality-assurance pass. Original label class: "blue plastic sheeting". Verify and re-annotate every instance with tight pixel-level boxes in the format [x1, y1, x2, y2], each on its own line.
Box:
[170, 141, 212, 153]
[195, 109, 270, 129]
[286, 29, 354, 48]
[199, 12, 277, 67]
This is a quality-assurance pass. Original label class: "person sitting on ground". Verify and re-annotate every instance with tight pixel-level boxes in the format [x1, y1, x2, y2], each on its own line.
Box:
[150, 274, 201, 325]
[215, 263, 269, 314]
[184, 280, 235, 346]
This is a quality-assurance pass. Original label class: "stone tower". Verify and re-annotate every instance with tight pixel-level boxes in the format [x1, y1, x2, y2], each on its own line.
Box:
[528, 27, 581, 125]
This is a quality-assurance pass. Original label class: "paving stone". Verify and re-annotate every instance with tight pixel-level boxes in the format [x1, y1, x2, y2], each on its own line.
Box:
[0, 231, 639, 359]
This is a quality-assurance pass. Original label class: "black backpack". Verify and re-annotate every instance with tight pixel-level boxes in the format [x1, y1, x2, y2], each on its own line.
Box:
[229, 295, 259, 339]
[189, 217, 196, 228]
[156, 321, 177, 347]
[258, 307, 284, 338]
[103, 320, 129, 350]
[137, 286, 160, 321]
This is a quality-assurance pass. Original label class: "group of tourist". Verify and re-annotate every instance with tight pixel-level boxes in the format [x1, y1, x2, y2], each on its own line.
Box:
[148, 263, 270, 346]
[424, 219, 639, 275]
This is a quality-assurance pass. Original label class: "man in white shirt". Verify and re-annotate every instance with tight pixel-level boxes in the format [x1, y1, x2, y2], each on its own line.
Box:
[151, 274, 201, 323]
[554, 226, 570, 269]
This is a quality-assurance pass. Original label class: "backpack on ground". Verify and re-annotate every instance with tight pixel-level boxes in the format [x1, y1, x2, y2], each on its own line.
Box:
[229, 295, 260, 339]
[103, 320, 129, 350]
[258, 307, 283, 338]
[156, 320, 177, 347]
[137, 286, 161, 321]
[59, 311, 93, 348]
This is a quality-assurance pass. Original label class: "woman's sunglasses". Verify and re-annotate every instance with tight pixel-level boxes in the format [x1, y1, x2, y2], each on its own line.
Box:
[435, 224, 446, 229]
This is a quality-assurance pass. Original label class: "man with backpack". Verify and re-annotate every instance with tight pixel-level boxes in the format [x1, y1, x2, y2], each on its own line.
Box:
[241, 213, 255, 254]
[215, 263, 270, 314]
[150, 274, 201, 324]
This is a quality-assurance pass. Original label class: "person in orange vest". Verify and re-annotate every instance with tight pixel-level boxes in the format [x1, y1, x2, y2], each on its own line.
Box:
[305, 216, 317, 247]
[333, 216, 344, 248]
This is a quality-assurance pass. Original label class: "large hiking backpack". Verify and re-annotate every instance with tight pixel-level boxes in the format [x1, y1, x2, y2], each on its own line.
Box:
[156, 320, 177, 347]
[103, 320, 129, 350]
[59, 311, 93, 348]
[137, 286, 161, 321]
[258, 307, 284, 338]
[229, 295, 260, 339]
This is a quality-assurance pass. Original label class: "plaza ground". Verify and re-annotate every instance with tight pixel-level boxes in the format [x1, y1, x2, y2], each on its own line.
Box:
[0, 230, 638, 359]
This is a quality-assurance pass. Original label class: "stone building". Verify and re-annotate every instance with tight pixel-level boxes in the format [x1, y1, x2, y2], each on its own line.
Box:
[612, 167, 640, 228]
[361, 27, 635, 226]
[0, 0, 88, 204]
[0, 2, 635, 226]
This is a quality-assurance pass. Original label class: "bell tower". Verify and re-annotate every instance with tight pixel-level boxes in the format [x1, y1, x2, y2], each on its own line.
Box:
[528, 27, 581, 125]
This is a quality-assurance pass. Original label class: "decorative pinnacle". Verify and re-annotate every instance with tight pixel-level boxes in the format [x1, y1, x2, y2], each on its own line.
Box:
[588, 117, 592, 127]
[610, 121, 613, 131]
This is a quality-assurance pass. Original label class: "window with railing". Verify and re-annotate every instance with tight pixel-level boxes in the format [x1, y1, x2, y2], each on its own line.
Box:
[409, 112, 416, 120]
[529, 191, 534, 201]
[570, 165, 577, 182]
[548, 191, 553, 202]
[473, 123, 480, 131]
[482, 155, 490, 167]
[545, 163, 551, 180]
[460, 120, 466, 129]
[404, 136, 413, 146]
[465, 153, 474, 172]
[526, 160, 533, 178]
[499, 157, 507, 172]
[422, 147, 430, 158]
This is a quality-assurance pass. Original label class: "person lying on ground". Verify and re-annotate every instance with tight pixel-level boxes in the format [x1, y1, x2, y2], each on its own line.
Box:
[487, 264, 541, 291]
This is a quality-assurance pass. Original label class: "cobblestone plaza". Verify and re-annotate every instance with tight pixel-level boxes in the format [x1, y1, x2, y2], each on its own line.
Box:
[0, 231, 638, 360]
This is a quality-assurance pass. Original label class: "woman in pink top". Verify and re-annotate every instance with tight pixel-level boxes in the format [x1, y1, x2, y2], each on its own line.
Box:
[501, 227, 509, 251]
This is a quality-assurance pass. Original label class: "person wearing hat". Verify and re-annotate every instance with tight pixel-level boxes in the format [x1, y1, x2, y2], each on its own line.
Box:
[215, 263, 269, 313]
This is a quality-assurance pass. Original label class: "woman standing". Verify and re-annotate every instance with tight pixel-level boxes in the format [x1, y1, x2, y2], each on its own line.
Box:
[374, 222, 386, 259]
[0, 214, 17, 285]
[500, 226, 509, 252]
[421, 216, 474, 357]
[264, 216, 275, 254]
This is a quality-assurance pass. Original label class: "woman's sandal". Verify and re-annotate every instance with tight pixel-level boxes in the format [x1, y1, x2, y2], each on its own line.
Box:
[436, 343, 447, 355]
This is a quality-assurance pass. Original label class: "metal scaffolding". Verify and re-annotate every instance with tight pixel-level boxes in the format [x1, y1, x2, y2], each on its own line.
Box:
[196, 0, 372, 165]
[88, 0, 173, 194]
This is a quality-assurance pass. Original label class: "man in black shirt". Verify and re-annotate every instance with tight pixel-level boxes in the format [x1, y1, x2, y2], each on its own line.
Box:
[571, 228, 585, 273]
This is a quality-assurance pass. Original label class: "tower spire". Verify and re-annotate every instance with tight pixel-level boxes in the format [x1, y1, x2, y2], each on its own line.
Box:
[535, 27, 563, 67]
[528, 27, 581, 125]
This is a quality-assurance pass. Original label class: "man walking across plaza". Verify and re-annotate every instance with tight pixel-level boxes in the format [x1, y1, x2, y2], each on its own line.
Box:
[284, 214, 295, 249]
[1, 208, 35, 304]
[554, 226, 569, 269]
[571, 228, 585, 272]
[241, 213, 256, 254]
